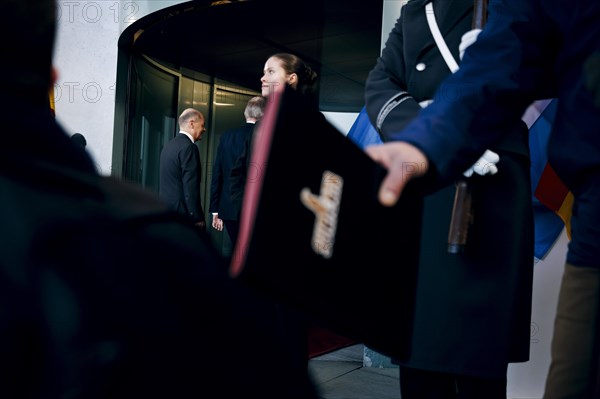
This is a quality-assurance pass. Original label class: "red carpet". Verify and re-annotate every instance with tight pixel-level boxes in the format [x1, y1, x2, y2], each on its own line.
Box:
[308, 325, 358, 358]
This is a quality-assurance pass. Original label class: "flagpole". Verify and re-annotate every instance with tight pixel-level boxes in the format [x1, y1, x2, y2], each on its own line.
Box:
[447, 0, 488, 254]
[472, 0, 487, 29]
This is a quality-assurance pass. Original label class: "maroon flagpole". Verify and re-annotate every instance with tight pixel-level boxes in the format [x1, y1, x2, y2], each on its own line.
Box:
[447, 0, 488, 254]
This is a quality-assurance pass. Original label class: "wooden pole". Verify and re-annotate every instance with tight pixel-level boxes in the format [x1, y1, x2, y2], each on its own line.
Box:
[472, 0, 488, 29]
[447, 0, 488, 254]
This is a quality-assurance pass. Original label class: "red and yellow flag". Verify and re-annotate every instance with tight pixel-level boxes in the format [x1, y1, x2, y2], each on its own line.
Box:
[525, 98, 573, 260]
[534, 163, 573, 238]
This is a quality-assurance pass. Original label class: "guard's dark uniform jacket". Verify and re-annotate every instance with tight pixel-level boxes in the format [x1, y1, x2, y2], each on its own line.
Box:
[396, 0, 600, 269]
[365, 0, 534, 378]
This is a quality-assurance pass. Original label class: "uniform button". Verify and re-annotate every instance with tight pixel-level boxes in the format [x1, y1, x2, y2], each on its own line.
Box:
[416, 62, 426, 71]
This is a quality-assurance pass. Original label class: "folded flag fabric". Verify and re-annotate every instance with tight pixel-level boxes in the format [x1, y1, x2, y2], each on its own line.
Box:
[231, 89, 424, 360]
[533, 162, 573, 238]
[523, 98, 572, 261]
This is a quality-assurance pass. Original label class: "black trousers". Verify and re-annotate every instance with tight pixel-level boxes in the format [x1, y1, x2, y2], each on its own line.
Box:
[223, 219, 240, 249]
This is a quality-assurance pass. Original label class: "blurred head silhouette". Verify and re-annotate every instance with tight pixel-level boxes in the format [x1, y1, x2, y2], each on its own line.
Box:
[70, 133, 87, 149]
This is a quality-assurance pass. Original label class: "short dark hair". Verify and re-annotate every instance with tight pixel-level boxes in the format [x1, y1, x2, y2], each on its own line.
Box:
[2, 0, 57, 103]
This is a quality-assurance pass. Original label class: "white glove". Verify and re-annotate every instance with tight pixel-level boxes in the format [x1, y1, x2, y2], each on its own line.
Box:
[463, 149, 500, 177]
[418, 99, 434, 108]
[459, 29, 482, 60]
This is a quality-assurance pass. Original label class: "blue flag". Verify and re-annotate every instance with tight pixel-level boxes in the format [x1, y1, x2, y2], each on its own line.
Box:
[346, 106, 382, 150]
[524, 99, 568, 261]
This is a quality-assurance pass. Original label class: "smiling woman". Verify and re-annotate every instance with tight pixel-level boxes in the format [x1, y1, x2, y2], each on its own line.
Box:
[260, 53, 318, 98]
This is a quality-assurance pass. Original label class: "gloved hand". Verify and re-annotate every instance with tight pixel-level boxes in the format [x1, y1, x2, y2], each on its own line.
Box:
[463, 149, 500, 177]
[418, 99, 434, 108]
[459, 28, 482, 60]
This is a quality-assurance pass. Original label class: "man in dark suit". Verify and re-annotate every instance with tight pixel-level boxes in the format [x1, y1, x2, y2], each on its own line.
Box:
[159, 108, 207, 230]
[210, 96, 266, 247]
[0, 1, 318, 397]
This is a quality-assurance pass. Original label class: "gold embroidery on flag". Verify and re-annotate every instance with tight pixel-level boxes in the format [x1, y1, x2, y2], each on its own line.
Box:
[300, 170, 343, 259]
